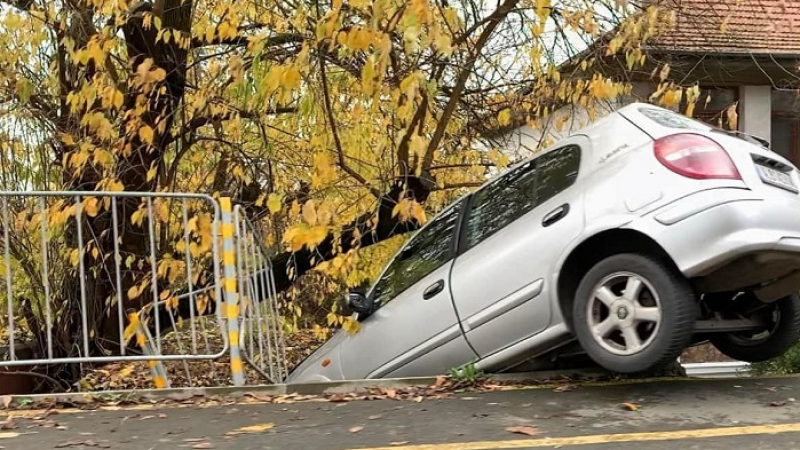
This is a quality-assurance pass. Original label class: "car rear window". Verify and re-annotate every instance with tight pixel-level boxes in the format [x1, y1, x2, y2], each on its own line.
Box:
[637, 107, 710, 131]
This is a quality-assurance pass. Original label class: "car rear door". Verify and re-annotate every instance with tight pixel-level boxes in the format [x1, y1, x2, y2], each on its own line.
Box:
[449, 142, 586, 359]
[337, 200, 478, 379]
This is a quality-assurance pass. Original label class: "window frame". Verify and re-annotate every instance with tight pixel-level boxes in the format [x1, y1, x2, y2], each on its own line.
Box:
[456, 144, 582, 256]
[366, 198, 467, 308]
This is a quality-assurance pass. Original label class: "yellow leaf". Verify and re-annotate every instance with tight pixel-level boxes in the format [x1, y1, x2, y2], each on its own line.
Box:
[128, 285, 140, 300]
[61, 133, 76, 146]
[83, 197, 100, 217]
[343, 316, 361, 334]
[147, 166, 157, 182]
[123, 318, 139, 343]
[498, 108, 512, 126]
[139, 126, 154, 144]
[112, 89, 124, 109]
[302, 200, 318, 225]
[107, 180, 124, 192]
[726, 103, 739, 130]
[131, 209, 145, 226]
[70, 249, 80, 267]
[267, 194, 283, 214]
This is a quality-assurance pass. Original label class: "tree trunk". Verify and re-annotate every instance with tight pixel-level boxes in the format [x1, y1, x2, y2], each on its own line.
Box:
[57, 0, 194, 359]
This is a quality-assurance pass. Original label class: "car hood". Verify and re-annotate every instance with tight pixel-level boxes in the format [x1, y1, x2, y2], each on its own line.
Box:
[285, 330, 347, 384]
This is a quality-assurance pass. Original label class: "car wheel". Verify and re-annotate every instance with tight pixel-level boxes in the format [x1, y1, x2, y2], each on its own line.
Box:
[572, 253, 697, 374]
[709, 293, 800, 363]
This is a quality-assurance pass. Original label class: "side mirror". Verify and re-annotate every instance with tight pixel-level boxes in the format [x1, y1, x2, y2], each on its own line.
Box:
[346, 291, 373, 316]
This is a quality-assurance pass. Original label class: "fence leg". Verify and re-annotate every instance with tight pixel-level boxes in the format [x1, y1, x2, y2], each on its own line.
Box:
[128, 312, 170, 389]
[221, 198, 245, 387]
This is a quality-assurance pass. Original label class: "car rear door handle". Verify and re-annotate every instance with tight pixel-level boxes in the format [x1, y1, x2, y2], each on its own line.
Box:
[423, 280, 445, 300]
[543, 203, 570, 227]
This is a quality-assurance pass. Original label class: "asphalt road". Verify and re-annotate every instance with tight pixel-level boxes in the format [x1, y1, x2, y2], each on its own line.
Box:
[3, 377, 800, 449]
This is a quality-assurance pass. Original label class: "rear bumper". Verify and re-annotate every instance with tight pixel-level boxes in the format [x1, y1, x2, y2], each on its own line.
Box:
[629, 187, 800, 278]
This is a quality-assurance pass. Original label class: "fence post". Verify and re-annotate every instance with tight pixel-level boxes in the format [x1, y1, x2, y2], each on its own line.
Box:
[128, 311, 170, 389]
[220, 197, 245, 387]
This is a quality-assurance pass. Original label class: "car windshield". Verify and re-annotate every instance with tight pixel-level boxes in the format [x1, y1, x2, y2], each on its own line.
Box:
[637, 106, 711, 131]
[637, 106, 770, 148]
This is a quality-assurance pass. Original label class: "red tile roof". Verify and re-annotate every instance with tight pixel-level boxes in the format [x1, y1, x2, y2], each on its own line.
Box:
[648, 0, 800, 55]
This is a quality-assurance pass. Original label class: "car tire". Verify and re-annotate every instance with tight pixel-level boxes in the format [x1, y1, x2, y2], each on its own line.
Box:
[709, 293, 800, 363]
[572, 253, 697, 374]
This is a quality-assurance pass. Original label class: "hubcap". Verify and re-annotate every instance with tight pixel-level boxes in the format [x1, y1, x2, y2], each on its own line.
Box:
[587, 272, 662, 356]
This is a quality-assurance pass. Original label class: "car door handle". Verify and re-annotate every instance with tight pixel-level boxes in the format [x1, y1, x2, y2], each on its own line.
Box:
[423, 280, 445, 300]
[542, 203, 570, 227]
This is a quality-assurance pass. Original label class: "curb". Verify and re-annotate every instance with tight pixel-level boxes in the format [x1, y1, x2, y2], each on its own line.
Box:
[3, 366, 787, 409]
[0, 369, 606, 407]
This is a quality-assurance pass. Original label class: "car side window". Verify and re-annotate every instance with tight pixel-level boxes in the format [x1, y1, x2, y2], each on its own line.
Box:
[463, 145, 581, 251]
[372, 201, 462, 306]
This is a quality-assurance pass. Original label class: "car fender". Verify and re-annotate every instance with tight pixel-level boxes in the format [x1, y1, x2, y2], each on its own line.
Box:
[549, 213, 639, 322]
[284, 330, 347, 383]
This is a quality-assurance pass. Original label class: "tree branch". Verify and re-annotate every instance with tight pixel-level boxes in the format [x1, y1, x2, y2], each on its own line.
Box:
[190, 31, 305, 49]
[422, 0, 519, 170]
[165, 106, 297, 144]
[316, 1, 379, 198]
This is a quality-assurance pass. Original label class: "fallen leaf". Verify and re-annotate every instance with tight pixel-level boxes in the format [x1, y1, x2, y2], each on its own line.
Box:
[414, 396, 423, 403]
[139, 415, 156, 420]
[620, 402, 639, 411]
[0, 397, 10, 409]
[382, 388, 397, 399]
[329, 394, 349, 403]
[435, 375, 448, 388]
[368, 415, 382, 420]
[506, 426, 540, 436]
[553, 384, 578, 393]
[349, 426, 364, 433]
[158, 414, 167, 419]
[770, 401, 787, 407]
[390, 442, 410, 446]
[0, 420, 16, 430]
[192, 444, 213, 449]
[184, 438, 205, 442]
[55, 440, 111, 449]
[226, 423, 275, 435]
[56, 426, 68, 431]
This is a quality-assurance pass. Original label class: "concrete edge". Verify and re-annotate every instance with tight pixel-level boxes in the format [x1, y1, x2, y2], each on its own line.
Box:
[0, 369, 603, 407]
[5, 369, 798, 409]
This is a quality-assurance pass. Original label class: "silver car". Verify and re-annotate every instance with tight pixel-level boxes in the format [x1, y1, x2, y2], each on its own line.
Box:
[287, 103, 800, 383]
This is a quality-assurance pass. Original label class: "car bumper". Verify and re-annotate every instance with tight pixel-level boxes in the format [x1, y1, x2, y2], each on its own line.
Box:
[629, 187, 800, 278]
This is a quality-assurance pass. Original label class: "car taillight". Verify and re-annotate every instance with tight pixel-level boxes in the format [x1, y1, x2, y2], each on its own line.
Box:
[654, 133, 741, 180]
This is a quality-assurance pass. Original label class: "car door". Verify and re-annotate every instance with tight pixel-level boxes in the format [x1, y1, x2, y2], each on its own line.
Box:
[449, 141, 586, 358]
[338, 200, 478, 379]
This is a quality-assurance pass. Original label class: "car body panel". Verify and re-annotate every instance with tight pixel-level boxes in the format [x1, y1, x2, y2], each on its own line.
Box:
[286, 102, 800, 383]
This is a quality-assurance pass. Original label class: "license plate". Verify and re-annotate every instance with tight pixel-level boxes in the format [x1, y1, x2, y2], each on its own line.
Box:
[757, 165, 798, 192]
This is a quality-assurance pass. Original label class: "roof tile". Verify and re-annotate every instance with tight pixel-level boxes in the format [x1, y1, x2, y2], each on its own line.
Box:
[649, 0, 800, 55]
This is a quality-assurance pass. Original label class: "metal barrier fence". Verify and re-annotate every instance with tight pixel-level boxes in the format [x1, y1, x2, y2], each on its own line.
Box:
[0, 191, 251, 387]
[234, 205, 287, 384]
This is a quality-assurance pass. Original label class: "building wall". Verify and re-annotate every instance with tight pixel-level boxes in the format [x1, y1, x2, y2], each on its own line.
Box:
[740, 85, 772, 143]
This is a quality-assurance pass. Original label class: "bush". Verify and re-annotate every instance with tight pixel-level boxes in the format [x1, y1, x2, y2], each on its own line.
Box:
[750, 342, 800, 375]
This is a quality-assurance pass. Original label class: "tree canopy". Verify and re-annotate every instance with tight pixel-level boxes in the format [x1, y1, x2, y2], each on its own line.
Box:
[0, 0, 690, 371]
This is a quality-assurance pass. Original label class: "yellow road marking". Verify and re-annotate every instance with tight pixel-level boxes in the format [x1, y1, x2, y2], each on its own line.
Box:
[353, 422, 800, 450]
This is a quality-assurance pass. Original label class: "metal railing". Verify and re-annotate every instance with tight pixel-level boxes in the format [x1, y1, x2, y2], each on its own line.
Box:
[0, 191, 229, 371]
[234, 206, 287, 384]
